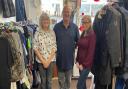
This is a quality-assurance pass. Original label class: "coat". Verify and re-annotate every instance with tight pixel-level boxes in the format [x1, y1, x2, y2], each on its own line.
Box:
[0, 37, 13, 89]
[0, 0, 15, 18]
[93, 6, 122, 85]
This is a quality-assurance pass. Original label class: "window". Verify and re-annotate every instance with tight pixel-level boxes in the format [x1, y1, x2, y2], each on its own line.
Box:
[41, 0, 63, 29]
[79, 0, 107, 23]
[80, 0, 107, 16]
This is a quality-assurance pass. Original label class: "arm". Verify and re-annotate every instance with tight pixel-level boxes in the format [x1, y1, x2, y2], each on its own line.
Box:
[75, 26, 80, 62]
[33, 31, 49, 68]
[47, 48, 56, 63]
[53, 24, 57, 33]
[83, 32, 96, 68]
[75, 26, 80, 48]
[75, 26, 80, 42]
[47, 31, 57, 63]
[34, 49, 49, 68]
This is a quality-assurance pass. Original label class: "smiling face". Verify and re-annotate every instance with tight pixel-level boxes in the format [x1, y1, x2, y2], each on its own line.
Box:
[62, 5, 72, 23]
[81, 15, 92, 31]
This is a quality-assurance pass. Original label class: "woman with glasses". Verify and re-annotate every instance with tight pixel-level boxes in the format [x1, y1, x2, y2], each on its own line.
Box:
[76, 15, 96, 89]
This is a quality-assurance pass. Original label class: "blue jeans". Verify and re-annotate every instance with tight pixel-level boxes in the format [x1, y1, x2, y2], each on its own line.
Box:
[77, 69, 90, 89]
[58, 69, 72, 89]
[38, 62, 54, 89]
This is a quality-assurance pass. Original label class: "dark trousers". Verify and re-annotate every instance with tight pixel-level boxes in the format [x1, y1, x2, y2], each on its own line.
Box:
[38, 62, 54, 89]
[77, 69, 90, 89]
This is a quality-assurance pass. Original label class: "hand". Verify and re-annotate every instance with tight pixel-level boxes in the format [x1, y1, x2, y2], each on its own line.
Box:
[41, 60, 50, 68]
[52, 48, 56, 52]
[79, 65, 83, 71]
[76, 62, 80, 68]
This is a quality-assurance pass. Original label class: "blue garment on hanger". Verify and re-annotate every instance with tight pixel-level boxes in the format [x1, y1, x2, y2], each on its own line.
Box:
[115, 77, 125, 89]
[15, 0, 27, 21]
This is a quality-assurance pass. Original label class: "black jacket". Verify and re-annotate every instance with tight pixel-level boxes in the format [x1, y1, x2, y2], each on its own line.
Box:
[118, 7, 128, 70]
[107, 6, 122, 68]
[124, 0, 128, 10]
[0, 37, 13, 89]
[93, 8, 112, 85]
[93, 6, 122, 85]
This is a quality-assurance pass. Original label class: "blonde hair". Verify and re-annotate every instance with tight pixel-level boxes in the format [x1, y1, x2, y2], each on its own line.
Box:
[39, 12, 50, 29]
[82, 15, 92, 23]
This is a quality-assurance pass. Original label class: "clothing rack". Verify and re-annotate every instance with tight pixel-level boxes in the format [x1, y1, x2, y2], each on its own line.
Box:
[93, 2, 128, 89]
[17, 20, 38, 27]
[0, 21, 38, 89]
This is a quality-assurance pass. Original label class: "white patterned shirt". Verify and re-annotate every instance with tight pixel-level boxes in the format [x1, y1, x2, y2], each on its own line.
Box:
[33, 29, 57, 63]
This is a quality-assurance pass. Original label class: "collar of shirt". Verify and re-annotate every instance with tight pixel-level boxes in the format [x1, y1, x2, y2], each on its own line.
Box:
[60, 20, 72, 29]
[39, 29, 51, 33]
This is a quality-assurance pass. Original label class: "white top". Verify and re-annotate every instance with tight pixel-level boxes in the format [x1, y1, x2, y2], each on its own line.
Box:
[33, 29, 57, 63]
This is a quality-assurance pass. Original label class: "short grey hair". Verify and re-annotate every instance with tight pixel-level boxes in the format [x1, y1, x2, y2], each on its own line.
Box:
[62, 4, 72, 14]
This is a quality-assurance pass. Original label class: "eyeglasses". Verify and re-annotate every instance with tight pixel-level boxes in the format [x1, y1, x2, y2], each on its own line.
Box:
[81, 21, 90, 24]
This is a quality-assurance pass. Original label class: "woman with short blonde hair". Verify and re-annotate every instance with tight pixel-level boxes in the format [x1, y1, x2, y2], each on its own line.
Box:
[33, 13, 57, 89]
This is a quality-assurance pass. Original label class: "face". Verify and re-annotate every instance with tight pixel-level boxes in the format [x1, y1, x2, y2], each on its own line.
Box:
[81, 17, 91, 31]
[41, 19, 50, 29]
[62, 7, 72, 22]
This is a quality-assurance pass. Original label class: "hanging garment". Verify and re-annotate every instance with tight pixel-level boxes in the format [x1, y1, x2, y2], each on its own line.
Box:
[15, 0, 27, 21]
[11, 82, 17, 89]
[93, 8, 112, 85]
[93, 5, 122, 86]
[0, 32, 26, 82]
[0, 0, 15, 18]
[115, 77, 125, 89]
[23, 0, 42, 24]
[119, 7, 128, 70]
[124, 79, 128, 89]
[0, 0, 2, 14]
[0, 37, 13, 89]
[106, 6, 122, 68]
[95, 79, 112, 89]
[11, 32, 26, 81]
[114, 6, 128, 70]
[124, 0, 128, 10]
